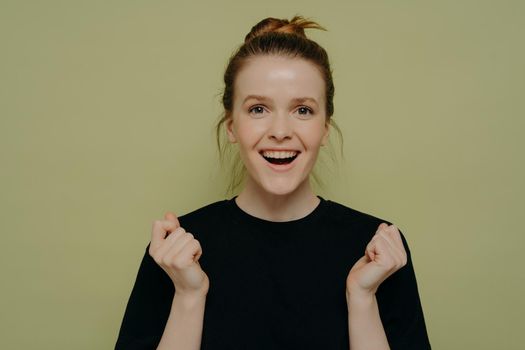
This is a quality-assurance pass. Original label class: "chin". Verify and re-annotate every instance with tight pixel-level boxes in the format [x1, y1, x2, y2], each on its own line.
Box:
[258, 177, 305, 197]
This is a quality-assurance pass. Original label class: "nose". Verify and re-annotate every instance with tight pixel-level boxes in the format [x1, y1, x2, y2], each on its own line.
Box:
[268, 112, 293, 141]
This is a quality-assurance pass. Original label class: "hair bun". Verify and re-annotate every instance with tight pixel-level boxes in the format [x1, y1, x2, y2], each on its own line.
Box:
[244, 15, 326, 43]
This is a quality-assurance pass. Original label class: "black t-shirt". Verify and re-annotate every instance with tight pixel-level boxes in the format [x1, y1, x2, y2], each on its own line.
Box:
[115, 196, 431, 349]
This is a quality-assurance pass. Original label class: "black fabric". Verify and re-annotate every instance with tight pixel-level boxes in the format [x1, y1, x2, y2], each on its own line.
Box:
[115, 196, 431, 349]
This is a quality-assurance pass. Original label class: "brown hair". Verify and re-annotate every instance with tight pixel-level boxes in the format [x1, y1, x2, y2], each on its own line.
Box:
[216, 15, 343, 194]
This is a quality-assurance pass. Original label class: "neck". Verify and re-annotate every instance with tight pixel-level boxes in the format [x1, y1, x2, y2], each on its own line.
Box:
[235, 177, 320, 222]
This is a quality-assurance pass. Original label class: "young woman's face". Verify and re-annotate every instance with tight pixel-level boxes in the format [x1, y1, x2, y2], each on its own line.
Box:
[226, 55, 329, 196]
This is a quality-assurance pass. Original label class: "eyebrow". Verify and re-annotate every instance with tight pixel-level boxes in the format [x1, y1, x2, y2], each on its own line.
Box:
[242, 94, 319, 106]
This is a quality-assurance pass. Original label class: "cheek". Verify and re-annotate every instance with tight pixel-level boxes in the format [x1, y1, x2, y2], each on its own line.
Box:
[236, 120, 266, 145]
[299, 123, 328, 148]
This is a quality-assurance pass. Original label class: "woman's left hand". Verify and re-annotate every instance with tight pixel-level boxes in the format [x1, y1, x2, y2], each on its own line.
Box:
[346, 223, 408, 298]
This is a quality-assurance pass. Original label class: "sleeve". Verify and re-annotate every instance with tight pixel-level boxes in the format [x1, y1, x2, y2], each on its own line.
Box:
[375, 230, 432, 350]
[115, 243, 176, 350]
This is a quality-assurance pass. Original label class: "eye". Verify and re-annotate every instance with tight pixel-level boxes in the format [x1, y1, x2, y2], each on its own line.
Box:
[248, 105, 266, 115]
[296, 106, 314, 117]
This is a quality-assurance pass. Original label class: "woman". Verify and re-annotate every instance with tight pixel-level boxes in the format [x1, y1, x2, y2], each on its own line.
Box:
[115, 16, 431, 350]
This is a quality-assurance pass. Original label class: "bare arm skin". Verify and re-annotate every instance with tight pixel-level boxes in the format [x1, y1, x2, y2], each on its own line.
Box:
[346, 292, 390, 350]
[345, 223, 408, 350]
[156, 292, 207, 350]
[150, 212, 210, 350]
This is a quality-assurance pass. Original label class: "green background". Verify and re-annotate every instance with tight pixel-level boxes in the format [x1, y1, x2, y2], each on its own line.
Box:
[1, 0, 523, 348]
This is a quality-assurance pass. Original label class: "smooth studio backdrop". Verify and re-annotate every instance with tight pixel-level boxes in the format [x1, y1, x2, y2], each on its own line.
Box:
[1, 0, 523, 349]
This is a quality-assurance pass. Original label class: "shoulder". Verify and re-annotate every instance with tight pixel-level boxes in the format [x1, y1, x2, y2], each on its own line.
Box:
[324, 199, 393, 227]
[324, 199, 412, 252]
[325, 200, 410, 255]
[323, 199, 404, 243]
[176, 199, 230, 234]
[178, 199, 228, 222]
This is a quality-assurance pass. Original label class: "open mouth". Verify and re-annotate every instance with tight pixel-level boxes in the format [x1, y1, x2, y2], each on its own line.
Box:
[260, 150, 300, 165]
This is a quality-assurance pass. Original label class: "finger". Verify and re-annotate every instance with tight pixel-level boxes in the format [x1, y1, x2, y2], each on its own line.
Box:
[164, 234, 197, 267]
[375, 223, 396, 247]
[377, 222, 389, 231]
[191, 239, 203, 261]
[152, 219, 179, 238]
[165, 211, 180, 227]
[155, 227, 187, 258]
[367, 235, 398, 268]
[352, 255, 370, 270]
[370, 237, 399, 270]
[365, 238, 377, 261]
[376, 224, 405, 259]
[366, 247, 375, 261]
[366, 234, 392, 262]
[381, 225, 407, 264]
[150, 220, 175, 253]
[178, 239, 203, 264]
[376, 236, 406, 271]
[386, 225, 405, 249]
[164, 226, 187, 245]
[384, 225, 407, 265]
[168, 232, 195, 258]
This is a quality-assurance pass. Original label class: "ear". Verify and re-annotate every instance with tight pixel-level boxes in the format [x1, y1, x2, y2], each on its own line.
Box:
[225, 116, 237, 143]
[321, 120, 330, 146]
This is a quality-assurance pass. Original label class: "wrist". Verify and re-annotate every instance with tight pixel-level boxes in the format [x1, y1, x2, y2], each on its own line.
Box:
[174, 290, 207, 309]
[346, 289, 376, 306]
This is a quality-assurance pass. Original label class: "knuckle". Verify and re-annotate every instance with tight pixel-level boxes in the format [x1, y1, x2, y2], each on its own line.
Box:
[390, 229, 401, 237]
[379, 222, 389, 229]
[190, 240, 201, 250]
[168, 227, 184, 238]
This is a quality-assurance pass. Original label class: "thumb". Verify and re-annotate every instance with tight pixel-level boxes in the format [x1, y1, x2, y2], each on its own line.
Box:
[351, 255, 370, 271]
[164, 211, 180, 227]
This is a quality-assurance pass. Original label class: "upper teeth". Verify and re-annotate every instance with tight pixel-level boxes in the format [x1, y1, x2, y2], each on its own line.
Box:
[262, 151, 298, 159]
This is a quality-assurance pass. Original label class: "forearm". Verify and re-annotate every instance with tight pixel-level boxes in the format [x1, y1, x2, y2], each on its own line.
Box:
[346, 292, 390, 350]
[156, 292, 207, 350]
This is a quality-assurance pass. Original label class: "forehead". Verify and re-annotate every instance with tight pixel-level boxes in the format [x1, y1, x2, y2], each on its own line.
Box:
[234, 55, 325, 103]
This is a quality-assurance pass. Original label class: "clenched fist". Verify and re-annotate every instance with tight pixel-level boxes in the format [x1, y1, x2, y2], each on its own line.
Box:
[149, 212, 209, 298]
[346, 223, 408, 298]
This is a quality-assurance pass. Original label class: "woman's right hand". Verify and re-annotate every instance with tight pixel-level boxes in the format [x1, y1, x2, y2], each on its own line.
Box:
[149, 212, 209, 298]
